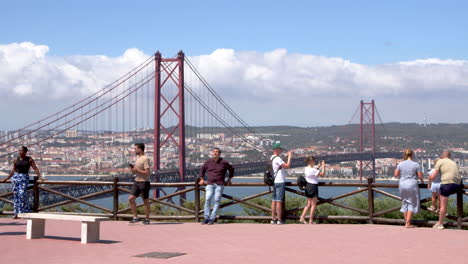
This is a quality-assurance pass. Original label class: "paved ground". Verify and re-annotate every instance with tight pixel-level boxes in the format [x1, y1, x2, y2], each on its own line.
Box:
[1, 218, 467, 264]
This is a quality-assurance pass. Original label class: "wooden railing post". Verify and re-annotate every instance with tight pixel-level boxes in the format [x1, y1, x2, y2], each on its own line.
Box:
[33, 176, 39, 212]
[281, 189, 286, 222]
[112, 177, 119, 220]
[194, 180, 200, 222]
[456, 188, 463, 229]
[367, 178, 374, 224]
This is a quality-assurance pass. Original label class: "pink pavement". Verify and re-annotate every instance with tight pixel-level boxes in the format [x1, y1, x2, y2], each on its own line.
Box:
[1, 218, 467, 264]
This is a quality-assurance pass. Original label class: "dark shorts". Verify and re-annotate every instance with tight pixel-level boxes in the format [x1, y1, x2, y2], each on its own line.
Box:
[440, 183, 463, 197]
[131, 181, 151, 199]
[305, 183, 319, 198]
[272, 183, 285, 202]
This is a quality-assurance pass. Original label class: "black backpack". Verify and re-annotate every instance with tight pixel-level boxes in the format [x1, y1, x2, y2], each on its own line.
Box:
[297, 175, 307, 191]
[264, 156, 281, 186]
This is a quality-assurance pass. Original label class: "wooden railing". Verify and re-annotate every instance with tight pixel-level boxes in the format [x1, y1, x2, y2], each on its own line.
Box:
[0, 177, 467, 229]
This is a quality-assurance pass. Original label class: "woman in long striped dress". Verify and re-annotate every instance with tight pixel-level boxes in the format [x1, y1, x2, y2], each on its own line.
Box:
[1, 146, 44, 218]
[394, 148, 424, 228]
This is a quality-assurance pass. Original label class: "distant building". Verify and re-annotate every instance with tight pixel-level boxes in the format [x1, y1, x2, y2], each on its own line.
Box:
[66, 129, 77, 138]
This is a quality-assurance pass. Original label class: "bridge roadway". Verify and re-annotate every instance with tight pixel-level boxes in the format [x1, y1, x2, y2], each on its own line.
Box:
[6, 151, 465, 207]
[0, 152, 405, 207]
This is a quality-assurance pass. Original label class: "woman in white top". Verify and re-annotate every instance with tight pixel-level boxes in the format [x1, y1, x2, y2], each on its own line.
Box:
[427, 158, 441, 212]
[299, 156, 325, 224]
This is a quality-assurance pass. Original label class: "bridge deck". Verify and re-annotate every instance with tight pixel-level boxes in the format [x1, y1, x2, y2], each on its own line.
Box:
[1, 218, 466, 264]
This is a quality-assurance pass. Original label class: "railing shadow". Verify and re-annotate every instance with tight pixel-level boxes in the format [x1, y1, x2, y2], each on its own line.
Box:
[43, 236, 121, 244]
[0, 231, 26, 236]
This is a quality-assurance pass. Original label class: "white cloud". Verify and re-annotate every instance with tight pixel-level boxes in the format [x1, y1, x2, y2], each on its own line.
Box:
[2, 42, 468, 100]
[190, 49, 468, 99]
[1, 42, 468, 126]
[0, 42, 147, 98]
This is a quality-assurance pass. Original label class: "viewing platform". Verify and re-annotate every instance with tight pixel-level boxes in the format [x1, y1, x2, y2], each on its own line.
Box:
[1, 218, 467, 264]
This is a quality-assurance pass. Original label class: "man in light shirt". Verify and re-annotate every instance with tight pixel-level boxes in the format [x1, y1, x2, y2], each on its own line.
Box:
[429, 150, 463, 230]
[128, 143, 151, 225]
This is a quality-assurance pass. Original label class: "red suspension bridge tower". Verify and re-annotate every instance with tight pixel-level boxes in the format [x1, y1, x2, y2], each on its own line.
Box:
[359, 100, 376, 180]
[153, 51, 186, 181]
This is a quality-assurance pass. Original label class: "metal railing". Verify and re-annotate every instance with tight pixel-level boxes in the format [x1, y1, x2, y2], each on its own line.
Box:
[0, 177, 466, 229]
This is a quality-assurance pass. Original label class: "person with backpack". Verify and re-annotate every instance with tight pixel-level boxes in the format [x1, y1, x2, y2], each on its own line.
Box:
[299, 156, 325, 224]
[270, 143, 292, 225]
[1, 146, 45, 219]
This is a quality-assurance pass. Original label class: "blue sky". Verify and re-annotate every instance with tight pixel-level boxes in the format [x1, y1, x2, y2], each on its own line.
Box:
[2, 0, 467, 64]
[1, 0, 468, 127]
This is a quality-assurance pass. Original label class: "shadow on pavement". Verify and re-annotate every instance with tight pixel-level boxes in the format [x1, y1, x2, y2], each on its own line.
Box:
[44, 236, 121, 244]
[0, 222, 26, 226]
[0, 231, 26, 236]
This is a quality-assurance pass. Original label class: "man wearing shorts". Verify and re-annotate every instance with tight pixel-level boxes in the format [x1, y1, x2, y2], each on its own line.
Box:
[270, 143, 292, 225]
[429, 151, 463, 229]
[128, 143, 151, 224]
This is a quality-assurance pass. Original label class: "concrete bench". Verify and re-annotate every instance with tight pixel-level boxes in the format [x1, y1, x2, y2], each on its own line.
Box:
[18, 213, 109, 244]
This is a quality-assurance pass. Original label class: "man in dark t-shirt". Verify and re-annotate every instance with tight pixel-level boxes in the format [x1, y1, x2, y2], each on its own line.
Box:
[199, 148, 234, 225]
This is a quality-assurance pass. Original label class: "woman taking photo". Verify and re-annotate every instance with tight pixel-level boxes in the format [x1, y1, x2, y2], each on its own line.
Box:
[394, 148, 424, 228]
[1, 146, 44, 218]
[299, 156, 325, 224]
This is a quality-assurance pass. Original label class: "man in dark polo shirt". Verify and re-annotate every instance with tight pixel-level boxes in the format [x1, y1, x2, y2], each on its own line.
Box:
[199, 148, 235, 225]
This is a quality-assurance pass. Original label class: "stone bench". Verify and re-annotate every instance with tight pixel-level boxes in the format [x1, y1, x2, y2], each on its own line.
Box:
[18, 213, 109, 244]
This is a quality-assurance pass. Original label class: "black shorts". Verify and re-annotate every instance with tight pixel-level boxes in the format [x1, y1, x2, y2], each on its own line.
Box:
[440, 183, 463, 197]
[305, 183, 318, 198]
[131, 181, 151, 199]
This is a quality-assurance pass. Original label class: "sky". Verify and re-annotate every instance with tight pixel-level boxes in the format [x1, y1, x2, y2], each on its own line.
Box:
[1, 0, 468, 128]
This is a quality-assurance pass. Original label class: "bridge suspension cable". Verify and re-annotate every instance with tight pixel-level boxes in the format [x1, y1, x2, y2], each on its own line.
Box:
[0, 55, 155, 147]
[0, 62, 156, 159]
[162, 59, 269, 154]
[185, 57, 267, 143]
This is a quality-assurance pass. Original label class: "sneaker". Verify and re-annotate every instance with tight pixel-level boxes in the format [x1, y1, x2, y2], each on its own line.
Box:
[129, 217, 140, 224]
[201, 219, 210, 225]
[277, 220, 285, 225]
[207, 220, 214, 225]
[427, 206, 436, 212]
[270, 219, 277, 225]
[432, 223, 445, 230]
[142, 219, 150, 225]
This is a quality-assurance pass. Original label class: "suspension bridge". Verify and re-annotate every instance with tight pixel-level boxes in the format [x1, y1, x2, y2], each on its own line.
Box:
[0, 51, 424, 206]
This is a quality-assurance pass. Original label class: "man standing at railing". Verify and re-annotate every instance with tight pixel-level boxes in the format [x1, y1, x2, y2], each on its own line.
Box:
[429, 150, 463, 230]
[128, 143, 151, 225]
[199, 148, 234, 225]
[270, 143, 292, 225]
